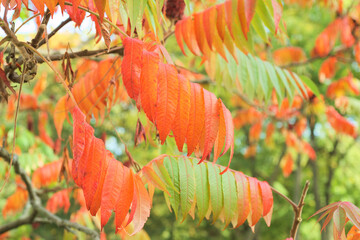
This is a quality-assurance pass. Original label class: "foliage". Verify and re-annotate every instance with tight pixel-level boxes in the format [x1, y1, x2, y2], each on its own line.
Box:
[1, 0, 360, 240]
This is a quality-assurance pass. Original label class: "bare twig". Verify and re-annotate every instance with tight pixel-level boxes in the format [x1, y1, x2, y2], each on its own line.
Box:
[290, 181, 311, 239]
[35, 46, 124, 63]
[270, 186, 298, 210]
[38, 18, 72, 48]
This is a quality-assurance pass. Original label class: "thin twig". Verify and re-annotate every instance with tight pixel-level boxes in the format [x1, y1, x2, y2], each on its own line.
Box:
[289, 180, 310, 239]
[38, 18, 72, 47]
[270, 186, 298, 210]
[0, 61, 26, 192]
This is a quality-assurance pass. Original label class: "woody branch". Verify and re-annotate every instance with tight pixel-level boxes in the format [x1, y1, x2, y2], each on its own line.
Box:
[0, 147, 100, 239]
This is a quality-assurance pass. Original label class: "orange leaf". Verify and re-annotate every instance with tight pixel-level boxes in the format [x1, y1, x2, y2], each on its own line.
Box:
[100, 157, 125, 229]
[355, 43, 360, 66]
[186, 83, 205, 155]
[115, 168, 134, 231]
[140, 50, 159, 122]
[312, 19, 341, 57]
[281, 153, 293, 177]
[326, 106, 357, 138]
[54, 96, 69, 138]
[156, 63, 179, 144]
[319, 57, 337, 83]
[33, 73, 47, 97]
[2, 187, 28, 218]
[193, 12, 211, 56]
[273, 47, 307, 66]
[172, 74, 191, 152]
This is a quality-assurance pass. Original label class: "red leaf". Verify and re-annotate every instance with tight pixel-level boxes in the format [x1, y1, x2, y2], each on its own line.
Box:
[121, 37, 143, 101]
[71, 107, 87, 185]
[82, 138, 105, 210]
[259, 181, 273, 226]
[245, 0, 256, 34]
[234, 172, 250, 227]
[156, 63, 179, 144]
[248, 177, 263, 226]
[100, 159, 124, 229]
[94, 0, 105, 21]
[271, 0, 282, 33]
[200, 89, 219, 162]
[32, 160, 62, 188]
[127, 175, 151, 235]
[213, 100, 227, 162]
[46, 190, 70, 213]
[89, 150, 110, 215]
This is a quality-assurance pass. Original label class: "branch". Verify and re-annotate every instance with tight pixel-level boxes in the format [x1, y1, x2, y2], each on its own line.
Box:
[0, 18, 30, 59]
[0, 210, 36, 234]
[31, 9, 51, 48]
[0, 147, 100, 239]
[271, 186, 298, 211]
[35, 46, 124, 63]
[38, 18, 72, 48]
[33, 204, 99, 239]
[290, 181, 310, 239]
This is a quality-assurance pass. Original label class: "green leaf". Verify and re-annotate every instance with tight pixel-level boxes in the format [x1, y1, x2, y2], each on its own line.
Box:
[300, 75, 320, 96]
[256, 0, 275, 33]
[164, 156, 180, 218]
[275, 66, 293, 103]
[251, 13, 269, 43]
[207, 163, 223, 222]
[152, 160, 176, 191]
[221, 170, 237, 228]
[264, 61, 282, 100]
[178, 157, 195, 221]
[127, 0, 147, 36]
[194, 162, 210, 223]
